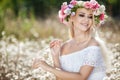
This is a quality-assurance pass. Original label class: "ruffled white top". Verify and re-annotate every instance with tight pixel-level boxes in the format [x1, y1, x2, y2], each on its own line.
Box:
[59, 46, 106, 80]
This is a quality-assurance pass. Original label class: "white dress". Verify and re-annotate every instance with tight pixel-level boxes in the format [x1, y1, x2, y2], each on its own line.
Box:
[59, 46, 106, 80]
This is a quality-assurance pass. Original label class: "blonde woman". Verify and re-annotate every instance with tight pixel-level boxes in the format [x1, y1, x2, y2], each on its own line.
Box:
[32, 0, 110, 80]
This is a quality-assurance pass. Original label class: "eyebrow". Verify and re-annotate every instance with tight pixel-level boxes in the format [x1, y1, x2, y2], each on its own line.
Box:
[79, 12, 92, 15]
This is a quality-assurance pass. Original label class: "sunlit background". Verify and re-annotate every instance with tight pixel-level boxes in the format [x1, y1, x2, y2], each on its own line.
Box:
[0, 0, 120, 80]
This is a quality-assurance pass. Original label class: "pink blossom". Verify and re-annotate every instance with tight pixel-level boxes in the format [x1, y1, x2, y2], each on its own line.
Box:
[90, 0, 97, 5]
[99, 13, 104, 20]
[70, 0, 77, 6]
[61, 4, 68, 15]
[59, 11, 69, 25]
[91, 3, 100, 10]
[90, 0, 100, 10]
[84, 0, 100, 10]
[59, 11, 67, 22]
[84, 1, 92, 9]
[58, 4, 68, 22]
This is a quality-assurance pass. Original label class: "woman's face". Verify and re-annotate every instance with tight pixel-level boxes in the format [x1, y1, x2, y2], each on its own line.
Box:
[72, 8, 93, 32]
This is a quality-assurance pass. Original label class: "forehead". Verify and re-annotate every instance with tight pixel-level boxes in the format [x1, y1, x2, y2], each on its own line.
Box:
[76, 8, 93, 15]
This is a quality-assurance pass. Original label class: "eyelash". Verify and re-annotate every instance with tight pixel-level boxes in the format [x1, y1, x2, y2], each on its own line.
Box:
[88, 16, 93, 19]
[79, 14, 93, 19]
[79, 14, 85, 17]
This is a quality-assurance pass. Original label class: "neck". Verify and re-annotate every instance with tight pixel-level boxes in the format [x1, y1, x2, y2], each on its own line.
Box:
[73, 28, 91, 44]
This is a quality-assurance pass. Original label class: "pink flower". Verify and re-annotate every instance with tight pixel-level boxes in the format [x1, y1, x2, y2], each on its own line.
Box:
[84, 1, 92, 9]
[59, 11, 67, 22]
[91, 0, 100, 9]
[91, 3, 100, 10]
[70, 0, 77, 6]
[61, 3, 68, 14]
[90, 0, 97, 5]
[84, 0, 100, 10]
[58, 3, 68, 22]
[99, 13, 104, 20]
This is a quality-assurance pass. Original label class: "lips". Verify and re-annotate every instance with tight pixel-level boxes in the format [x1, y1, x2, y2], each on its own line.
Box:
[81, 23, 89, 27]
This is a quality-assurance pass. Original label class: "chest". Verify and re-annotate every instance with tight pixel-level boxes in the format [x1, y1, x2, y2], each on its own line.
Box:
[61, 43, 88, 56]
[60, 52, 85, 72]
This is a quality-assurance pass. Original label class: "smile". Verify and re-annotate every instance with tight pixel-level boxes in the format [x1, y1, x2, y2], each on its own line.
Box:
[81, 23, 88, 27]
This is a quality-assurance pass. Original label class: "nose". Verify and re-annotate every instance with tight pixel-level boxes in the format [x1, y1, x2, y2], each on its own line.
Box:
[84, 16, 89, 22]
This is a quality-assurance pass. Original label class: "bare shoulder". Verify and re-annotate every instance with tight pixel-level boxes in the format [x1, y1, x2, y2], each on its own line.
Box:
[60, 39, 72, 55]
[88, 38, 99, 46]
[61, 39, 71, 50]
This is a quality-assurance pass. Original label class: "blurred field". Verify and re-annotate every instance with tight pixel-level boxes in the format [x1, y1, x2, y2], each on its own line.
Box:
[0, 14, 120, 80]
[0, 0, 120, 79]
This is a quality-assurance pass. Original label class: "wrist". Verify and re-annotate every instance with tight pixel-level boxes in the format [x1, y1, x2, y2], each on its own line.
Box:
[53, 60, 60, 67]
[52, 54, 59, 57]
[49, 67, 61, 73]
[54, 65, 61, 68]
[48, 66, 54, 72]
[55, 67, 61, 70]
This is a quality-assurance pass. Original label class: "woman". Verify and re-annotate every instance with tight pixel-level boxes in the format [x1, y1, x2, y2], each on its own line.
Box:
[32, 0, 108, 80]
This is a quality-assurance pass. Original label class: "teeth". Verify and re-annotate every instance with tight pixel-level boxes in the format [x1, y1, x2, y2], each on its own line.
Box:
[81, 23, 88, 26]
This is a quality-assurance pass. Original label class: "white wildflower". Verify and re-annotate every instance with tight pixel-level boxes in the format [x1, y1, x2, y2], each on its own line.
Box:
[63, 2, 67, 5]
[99, 5, 105, 13]
[77, 1, 84, 6]
[94, 10, 101, 16]
[71, 12, 75, 16]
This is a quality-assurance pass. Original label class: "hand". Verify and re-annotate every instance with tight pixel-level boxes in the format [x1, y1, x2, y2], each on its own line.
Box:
[50, 39, 62, 57]
[32, 58, 52, 71]
[32, 58, 41, 69]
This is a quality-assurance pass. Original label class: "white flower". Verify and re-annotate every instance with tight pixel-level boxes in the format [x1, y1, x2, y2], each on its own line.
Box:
[99, 5, 105, 13]
[77, 1, 84, 6]
[94, 10, 101, 16]
[64, 8, 71, 15]
[63, 2, 67, 5]
[71, 12, 75, 16]
[58, 11, 62, 18]
[100, 20, 105, 24]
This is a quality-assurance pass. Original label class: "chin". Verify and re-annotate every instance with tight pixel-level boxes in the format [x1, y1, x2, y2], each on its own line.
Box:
[81, 28, 89, 32]
[79, 26, 90, 32]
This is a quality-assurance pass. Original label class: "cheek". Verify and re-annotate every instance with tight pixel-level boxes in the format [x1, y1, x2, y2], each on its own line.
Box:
[72, 18, 79, 25]
[89, 20, 93, 26]
[74, 17, 82, 24]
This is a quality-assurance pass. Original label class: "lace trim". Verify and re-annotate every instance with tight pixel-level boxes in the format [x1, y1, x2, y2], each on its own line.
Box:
[82, 47, 105, 67]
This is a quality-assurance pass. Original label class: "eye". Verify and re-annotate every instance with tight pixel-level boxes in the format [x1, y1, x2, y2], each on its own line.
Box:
[88, 16, 93, 19]
[79, 14, 85, 17]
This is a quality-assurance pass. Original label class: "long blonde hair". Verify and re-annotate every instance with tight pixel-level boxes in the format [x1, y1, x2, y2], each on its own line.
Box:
[93, 15, 112, 70]
[95, 31, 113, 70]
[68, 22, 74, 38]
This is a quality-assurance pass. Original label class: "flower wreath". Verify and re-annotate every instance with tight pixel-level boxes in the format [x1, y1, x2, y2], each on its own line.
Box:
[58, 0, 107, 24]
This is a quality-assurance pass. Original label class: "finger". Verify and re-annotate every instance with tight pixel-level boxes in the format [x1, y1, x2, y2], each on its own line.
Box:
[40, 60, 46, 63]
[32, 62, 37, 69]
[50, 44, 55, 48]
[50, 41, 57, 48]
[32, 64, 39, 69]
[32, 59, 36, 67]
[50, 39, 62, 48]
[32, 58, 41, 66]
[55, 40, 62, 45]
[50, 39, 58, 44]
[32, 61, 42, 69]
[51, 39, 60, 44]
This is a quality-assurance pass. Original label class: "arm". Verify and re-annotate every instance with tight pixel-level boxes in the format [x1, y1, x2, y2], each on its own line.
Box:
[52, 54, 60, 68]
[33, 60, 94, 80]
[52, 55, 62, 80]
[50, 39, 62, 80]
[49, 65, 94, 80]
